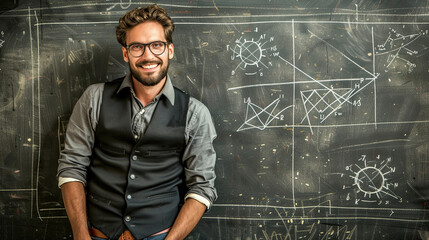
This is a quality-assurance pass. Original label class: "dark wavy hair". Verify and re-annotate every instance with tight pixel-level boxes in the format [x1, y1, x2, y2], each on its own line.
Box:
[116, 4, 175, 46]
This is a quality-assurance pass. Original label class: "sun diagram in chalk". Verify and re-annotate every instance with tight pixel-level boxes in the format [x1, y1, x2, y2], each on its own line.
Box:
[227, 29, 278, 77]
[342, 154, 402, 205]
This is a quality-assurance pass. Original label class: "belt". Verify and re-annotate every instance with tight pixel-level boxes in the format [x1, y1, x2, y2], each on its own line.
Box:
[89, 227, 170, 240]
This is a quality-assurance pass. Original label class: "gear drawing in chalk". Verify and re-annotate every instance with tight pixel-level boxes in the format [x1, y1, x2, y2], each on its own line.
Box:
[227, 31, 278, 77]
[342, 154, 402, 205]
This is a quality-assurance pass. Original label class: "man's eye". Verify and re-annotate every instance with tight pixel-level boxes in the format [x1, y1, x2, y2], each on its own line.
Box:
[152, 42, 162, 48]
[131, 45, 143, 50]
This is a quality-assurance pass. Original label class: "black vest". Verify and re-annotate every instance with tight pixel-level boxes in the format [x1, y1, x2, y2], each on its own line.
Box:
[87, 78, 189, 239]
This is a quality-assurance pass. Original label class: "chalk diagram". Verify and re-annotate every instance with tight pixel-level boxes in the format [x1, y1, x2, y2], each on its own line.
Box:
[343, 155, 401, 205]
[228, 29, 379, 133]
[376, 28, 428, 73]
[298, 30, 380, 133]
[299, 76, 376, 134]
[227, 31, 277, 77]
[300, 87, 352, 125]
[237, 96, 294, 132]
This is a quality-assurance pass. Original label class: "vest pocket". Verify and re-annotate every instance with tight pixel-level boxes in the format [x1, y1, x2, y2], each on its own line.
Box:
[97, 142, 126, 157]
[145, 190, 177, 201]
[142, 149, 181, 158]
[88, 192, 113, 206]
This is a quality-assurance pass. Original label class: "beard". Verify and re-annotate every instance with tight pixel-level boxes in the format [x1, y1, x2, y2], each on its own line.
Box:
[129, 59, 170, 86]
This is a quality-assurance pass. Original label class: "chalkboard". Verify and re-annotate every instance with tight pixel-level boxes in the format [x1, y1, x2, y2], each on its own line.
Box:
[1, 0, 429, 239]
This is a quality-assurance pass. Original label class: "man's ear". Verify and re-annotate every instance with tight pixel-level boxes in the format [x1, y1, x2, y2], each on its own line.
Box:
[168, 43, 174, 60]
[122, 46, 129, 63]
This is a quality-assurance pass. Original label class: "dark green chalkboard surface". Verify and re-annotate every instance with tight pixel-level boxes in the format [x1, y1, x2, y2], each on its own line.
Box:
[1, 0, 429, 239]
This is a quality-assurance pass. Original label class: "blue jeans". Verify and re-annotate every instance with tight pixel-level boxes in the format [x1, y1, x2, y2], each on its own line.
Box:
[144, 232, 167, 240]
[91, 232, 167, 240]
[91, 237, 107, 240]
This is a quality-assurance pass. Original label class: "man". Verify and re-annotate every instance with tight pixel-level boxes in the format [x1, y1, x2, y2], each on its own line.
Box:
[57, 4, 217, 240]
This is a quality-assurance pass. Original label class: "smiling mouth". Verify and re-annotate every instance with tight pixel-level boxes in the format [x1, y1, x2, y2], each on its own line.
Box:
[141, 64, 158, 69]
[137, 61, 161, 70]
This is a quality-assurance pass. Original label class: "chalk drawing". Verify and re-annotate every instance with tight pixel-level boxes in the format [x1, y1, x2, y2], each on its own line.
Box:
[228, 29, 379, 134]
[106, 0, 132, 11]
[237, 96, 294, 132]
[376, 28, 429, 73]
[343, 154, 401, 205]
[227, 30, 277, 77]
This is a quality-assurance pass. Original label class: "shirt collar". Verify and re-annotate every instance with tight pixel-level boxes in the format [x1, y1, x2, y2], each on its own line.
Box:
[117, 73, 175, 106]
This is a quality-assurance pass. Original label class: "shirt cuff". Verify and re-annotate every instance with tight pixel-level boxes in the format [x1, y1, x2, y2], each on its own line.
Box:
[58, 177, 85, 188]
[185, 193, 211, 209]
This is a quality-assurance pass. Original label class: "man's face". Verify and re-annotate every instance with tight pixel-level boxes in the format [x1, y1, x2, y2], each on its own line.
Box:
[122, 21, 174, 86]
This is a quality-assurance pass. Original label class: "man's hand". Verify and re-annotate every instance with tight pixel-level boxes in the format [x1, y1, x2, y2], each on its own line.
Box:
[165, 198, 207, 240]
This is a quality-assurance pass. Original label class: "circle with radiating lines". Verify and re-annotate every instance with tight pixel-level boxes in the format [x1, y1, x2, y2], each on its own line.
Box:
[343, 156, 402, 204]
[239, 41, 263, 66]
[228, 34, 277, 76]
[355, 166, 385, 194]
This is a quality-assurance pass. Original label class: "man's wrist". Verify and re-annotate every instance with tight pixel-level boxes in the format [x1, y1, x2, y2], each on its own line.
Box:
[184, 193, 211, 209]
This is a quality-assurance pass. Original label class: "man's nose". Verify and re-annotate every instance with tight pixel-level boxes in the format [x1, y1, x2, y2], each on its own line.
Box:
[140, 45, 155, 58]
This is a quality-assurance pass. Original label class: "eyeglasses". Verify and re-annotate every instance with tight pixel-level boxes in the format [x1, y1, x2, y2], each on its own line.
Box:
[126, 41, 168, 57]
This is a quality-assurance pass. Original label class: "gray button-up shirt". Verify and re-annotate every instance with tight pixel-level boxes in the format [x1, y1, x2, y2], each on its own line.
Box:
[57, 74, 217, 208]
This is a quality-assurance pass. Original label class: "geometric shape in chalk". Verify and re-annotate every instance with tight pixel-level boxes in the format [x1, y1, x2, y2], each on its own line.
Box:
[237, 98, 293, 132]
[301, 88, 353, 126]
[239, 41, 263, 66]
[355, 166, 385, 194]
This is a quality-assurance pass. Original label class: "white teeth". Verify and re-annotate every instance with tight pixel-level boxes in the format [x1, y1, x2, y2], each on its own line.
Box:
[141, 64, 158, 69]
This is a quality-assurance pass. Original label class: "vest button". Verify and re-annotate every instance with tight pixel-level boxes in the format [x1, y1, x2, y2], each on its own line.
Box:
[132, 155, 137, 160]
[130, 174, 136, 179]
[125, 216, 131, 222]
[127, 194, 132, 200]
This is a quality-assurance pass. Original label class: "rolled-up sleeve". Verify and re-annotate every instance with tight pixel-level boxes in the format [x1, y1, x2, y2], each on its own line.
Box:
[56, 84, 103, 187]
[183, 98, 217, 209]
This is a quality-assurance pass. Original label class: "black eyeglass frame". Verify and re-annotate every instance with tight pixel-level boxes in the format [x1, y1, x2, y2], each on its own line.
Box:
[125, 41, 169, 57]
